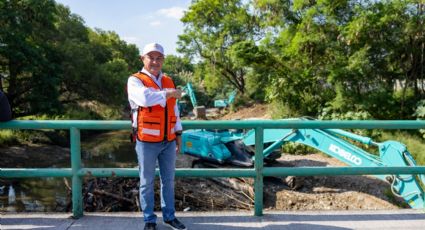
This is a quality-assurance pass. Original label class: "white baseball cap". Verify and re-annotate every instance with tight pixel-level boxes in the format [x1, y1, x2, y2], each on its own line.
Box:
[142, 43, 164, 56]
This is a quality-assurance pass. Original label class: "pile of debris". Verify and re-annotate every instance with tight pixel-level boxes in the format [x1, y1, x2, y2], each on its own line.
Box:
[77, 176, 254, 212]
[82, 178, 140, 212]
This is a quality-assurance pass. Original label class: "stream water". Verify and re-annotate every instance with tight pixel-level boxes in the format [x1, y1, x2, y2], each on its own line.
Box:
[0, 130, 138, 212]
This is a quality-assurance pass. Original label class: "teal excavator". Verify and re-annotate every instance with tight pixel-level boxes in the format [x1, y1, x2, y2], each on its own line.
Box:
[214, 89, 237, 108]
[179, 83, 236, 117]
[178, 83, 207, 118]
[181, 118, 425, 209]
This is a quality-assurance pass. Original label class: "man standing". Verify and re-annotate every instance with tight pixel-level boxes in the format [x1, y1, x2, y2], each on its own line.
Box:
[127, 43, 187, 230]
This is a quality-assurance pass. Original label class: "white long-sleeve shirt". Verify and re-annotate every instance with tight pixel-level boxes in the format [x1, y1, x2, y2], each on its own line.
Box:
[127, 68, 182, 132]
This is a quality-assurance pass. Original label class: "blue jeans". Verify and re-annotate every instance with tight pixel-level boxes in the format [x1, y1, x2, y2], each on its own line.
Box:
[135, 140, 176, 223]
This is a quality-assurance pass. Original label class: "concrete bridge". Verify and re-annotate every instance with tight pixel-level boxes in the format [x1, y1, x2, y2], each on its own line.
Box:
[2, 210, 425, 230]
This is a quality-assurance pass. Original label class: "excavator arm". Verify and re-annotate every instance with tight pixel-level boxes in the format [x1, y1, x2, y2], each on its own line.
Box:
[181, 118, 425, 208]
[242, 126, 425, 209]
[179, 83, 197, 108]
[178, 83, 206, 118]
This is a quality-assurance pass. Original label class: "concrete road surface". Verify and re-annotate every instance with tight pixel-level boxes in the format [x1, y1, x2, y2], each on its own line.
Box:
[1, 210, 425, 230]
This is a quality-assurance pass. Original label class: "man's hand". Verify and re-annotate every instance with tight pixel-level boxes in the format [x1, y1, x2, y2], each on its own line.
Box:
[166, 89, 182, 99]
[176, 135, 182, 154]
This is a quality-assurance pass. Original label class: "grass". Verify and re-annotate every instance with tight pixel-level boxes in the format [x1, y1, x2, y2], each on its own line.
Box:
[0, 101, 125, 146]
[0, 130, 18, 146]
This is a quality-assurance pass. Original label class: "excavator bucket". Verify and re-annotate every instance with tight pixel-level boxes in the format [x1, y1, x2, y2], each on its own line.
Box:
[379, 141, 425, 209]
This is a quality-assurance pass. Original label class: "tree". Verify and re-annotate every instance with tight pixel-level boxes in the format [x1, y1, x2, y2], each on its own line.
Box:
[0, 0, 62, 116]
[0, 1, 141, 117]
[252, 0, 346, 116]
[252, 0, 425, 118]
[162, 54, 194, 86]
[178, 0, 262, 95]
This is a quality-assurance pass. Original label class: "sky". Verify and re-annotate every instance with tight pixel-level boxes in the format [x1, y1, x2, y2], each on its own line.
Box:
[55, 0, 191, 56]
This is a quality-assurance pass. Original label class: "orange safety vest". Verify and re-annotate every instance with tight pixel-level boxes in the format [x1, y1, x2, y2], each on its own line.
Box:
[132, 72, 178, 142]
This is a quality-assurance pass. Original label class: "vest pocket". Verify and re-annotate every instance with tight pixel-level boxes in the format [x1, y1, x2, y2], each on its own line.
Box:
[142, 116, 161, 136]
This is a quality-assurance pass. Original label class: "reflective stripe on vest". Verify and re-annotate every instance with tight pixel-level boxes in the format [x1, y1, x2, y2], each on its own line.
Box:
[132, 72, 177, 142]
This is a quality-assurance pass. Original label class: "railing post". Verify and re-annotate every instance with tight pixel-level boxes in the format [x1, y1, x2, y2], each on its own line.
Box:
[70, 127, 83, 218]
[254, 127, 264, 216]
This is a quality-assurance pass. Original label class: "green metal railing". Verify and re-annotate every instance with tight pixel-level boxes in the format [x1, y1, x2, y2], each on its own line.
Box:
[1, 120, 425, 218]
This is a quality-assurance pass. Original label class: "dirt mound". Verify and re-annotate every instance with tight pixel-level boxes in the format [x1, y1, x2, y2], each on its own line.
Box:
[220, 104, 271, 120]
[263, 154, 404, 210]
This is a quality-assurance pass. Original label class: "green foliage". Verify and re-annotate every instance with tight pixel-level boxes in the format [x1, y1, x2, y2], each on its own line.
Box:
[0, 1, 140, 118]
[0, 0, 62, 115]
[188, 62, 228, 106]
[161, 55, 213, 107]
[59, 28, 138, 108]
[163, 55, 194, 84]
[250, 0, 425, 118]
[319, 107, 382, 139]
[228, 41, 270, 102]
[0, 101, 123, 146]
[178, 0, 262, 96]
[58, 101, 123, 120]
[1, 0, 424, 124]
[413, 99, 425, 139]
[281, 142, 318, 155]
[269, 100, 303, 119]
[1, 114, 67, 145]
[414, 100, 425, 119]
[0, 130, 18, 146]
[319, 107, 372, 120]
